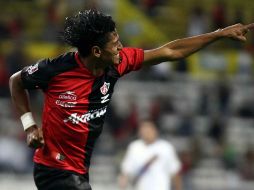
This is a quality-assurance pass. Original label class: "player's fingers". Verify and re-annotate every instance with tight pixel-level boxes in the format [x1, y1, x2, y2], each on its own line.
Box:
[27, 134, 37, 143]
[27, 133, 43, 148]
[38, 127, 43, 133]
[39, 137, 45, 145]
[238, 36, 247, 42]
[29, 139, 44, 149]
[38, 128, 45, 144]
[38, 128, 42, 138]
[245, 23, 254, 30]
[32, 135, 38, 140]
[27, 139, 37, 148]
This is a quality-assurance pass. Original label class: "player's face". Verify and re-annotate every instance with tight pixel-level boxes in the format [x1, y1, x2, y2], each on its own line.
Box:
[100, 30, 123, 65]
[138, 121, 158, 144]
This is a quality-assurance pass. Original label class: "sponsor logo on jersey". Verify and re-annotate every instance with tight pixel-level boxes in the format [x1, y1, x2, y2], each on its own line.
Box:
[100, 82, 110, 95]
[59, 91, 77, 100]
[55, 100, 77, 108]
[27, 63, 39, 74]
[64, 106, 107, 124]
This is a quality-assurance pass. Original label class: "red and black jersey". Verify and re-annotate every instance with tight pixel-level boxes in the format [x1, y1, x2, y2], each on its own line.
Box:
[21, 47, 144, 174]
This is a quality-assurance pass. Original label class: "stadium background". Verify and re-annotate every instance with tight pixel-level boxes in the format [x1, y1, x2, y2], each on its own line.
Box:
[0, 0, 254, 189]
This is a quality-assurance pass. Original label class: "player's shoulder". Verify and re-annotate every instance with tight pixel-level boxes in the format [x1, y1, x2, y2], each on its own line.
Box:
[128, 139, 144, 148]
[120, 47, 143, 55]
[37, 51, 78, 74]
[46, 51, 76, 66]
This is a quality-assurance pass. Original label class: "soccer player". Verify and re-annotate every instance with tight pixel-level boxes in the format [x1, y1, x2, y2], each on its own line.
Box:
[9, 10, 254, 190]
[119, 120, 182, 190]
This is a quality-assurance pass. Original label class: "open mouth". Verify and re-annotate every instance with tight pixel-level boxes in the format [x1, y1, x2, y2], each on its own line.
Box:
[113, 53, 122, 64]
[119, 55, 122, 63]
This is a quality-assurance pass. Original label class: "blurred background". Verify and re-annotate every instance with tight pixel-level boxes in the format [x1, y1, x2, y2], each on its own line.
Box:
[1, 0, 254, 189]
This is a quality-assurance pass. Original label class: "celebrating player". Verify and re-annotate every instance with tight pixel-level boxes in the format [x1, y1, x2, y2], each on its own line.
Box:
[9, 9, 254, 190]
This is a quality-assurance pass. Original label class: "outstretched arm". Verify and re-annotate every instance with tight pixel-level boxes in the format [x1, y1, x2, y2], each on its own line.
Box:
[143, 23, 254, 66]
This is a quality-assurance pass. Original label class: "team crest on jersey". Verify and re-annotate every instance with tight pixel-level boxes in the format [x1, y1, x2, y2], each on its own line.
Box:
[100, 82, 110, 95]
[27, 63, 39, 74]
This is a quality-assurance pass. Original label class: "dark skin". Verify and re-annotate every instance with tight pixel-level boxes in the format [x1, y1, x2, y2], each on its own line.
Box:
[9, 23, 254, 149]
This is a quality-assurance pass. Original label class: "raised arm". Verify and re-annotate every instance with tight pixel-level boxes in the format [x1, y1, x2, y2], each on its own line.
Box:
[9, 71, 44, 148]
[143, 23, 254, 66]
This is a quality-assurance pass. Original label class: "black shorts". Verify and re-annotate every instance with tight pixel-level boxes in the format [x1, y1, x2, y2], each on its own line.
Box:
[33, 163, 92, 190]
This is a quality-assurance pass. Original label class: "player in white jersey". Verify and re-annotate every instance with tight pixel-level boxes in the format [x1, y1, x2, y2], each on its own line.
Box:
[119, 120, 182, 190]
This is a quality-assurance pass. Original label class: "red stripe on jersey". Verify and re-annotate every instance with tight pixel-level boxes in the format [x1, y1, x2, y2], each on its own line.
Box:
[33, 66, 95, 174]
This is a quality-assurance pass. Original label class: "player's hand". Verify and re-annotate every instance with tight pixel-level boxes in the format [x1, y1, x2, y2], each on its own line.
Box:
[219, 23, 254, 42]
[118, 174, 128, 190]
[25, 125, 44, 149]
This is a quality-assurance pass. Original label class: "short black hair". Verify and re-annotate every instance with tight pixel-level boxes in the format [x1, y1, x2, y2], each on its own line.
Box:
[63, 10, 116, 57]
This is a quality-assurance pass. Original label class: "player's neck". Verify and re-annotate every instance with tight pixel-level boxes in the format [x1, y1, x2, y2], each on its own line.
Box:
[79, 55, 105, 76]
[143, 138, 157, 145]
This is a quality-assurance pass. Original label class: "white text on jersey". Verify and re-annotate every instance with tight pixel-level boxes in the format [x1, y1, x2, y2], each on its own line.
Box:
[64, 106, 107, 124]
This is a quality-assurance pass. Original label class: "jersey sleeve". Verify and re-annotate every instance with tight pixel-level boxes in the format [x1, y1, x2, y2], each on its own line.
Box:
[115, 47, 144, 76]
[21, 58, 53, 90]
[21, 52, 77, 90]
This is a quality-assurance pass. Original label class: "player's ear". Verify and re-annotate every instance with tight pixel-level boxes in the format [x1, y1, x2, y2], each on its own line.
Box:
[91, 46, 101, 58]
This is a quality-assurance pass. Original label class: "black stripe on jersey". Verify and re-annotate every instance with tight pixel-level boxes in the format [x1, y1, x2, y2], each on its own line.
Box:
[87, 67, 119, 109]
[21, 52, 78, 90]
[83, 65, 119, 171]
[107, 65, 121, 78]
[83, 126, 102, 173]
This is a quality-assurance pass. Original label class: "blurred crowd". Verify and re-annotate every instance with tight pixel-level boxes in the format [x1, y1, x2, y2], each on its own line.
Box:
[0, 0, 254, 189]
